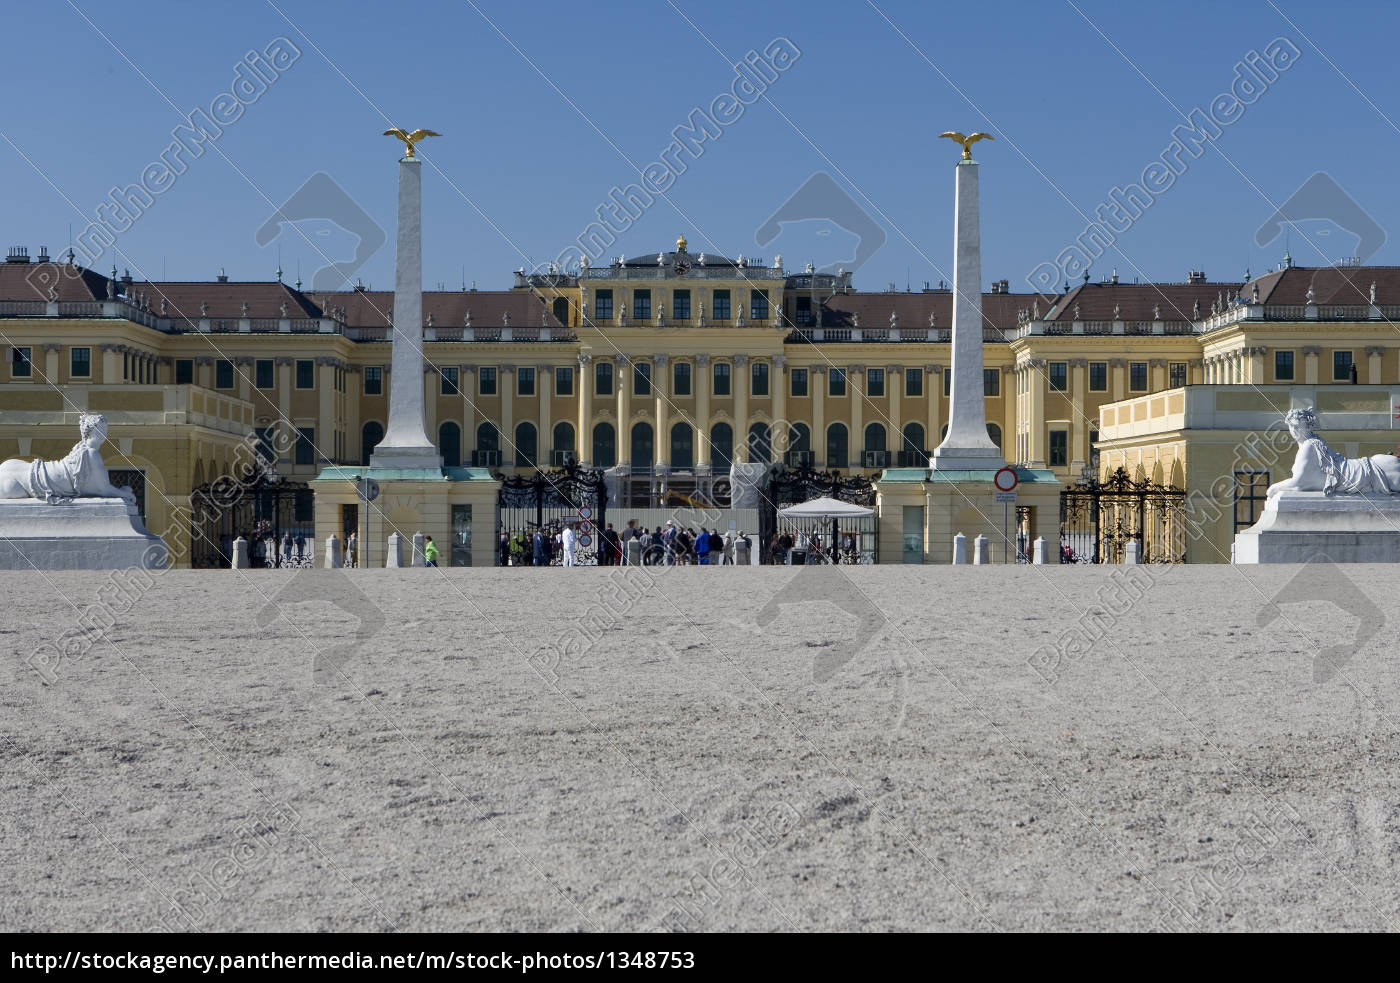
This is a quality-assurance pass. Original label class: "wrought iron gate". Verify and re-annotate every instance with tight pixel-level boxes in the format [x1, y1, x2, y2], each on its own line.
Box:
[497, 463, 607, 565]
[1060, 467, 1186, 564]
[189, 468, 315, 569]
[759, 465, 878, 564]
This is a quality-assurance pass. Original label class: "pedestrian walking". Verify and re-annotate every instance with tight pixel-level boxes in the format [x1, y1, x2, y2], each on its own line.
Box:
[562, 524, 577, 567]
[424, 536, 440, 567]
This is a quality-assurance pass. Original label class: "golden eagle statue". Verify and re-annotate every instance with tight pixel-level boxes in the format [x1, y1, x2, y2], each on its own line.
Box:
[383, 128, 441, 158]
[938, 130, 994, 160]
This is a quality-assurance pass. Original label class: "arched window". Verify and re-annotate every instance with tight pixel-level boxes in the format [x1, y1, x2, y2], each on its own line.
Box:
[864, 422, 886, 452]
[630, 421, 653, 471]
[438, 421, 461, 468]
[552, 421, 576, 465]
[670, 422, 694, 469]
[711, 422, 733, 471]
[826, 422, 849, 468]
[592, 422, 616, 468]
[552, 297, 569, 326]
[475, 421, 499, 466]
[789, 422, 811, 461]
[902, 423, 925, 453]
[361, 421, 384, 466]
[514, 422, 537, 468]
[986, 423, 1002, 452]
[747, 422, 771, 463]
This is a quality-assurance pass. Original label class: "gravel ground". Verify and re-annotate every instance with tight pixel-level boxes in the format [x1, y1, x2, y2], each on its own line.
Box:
[1, 562, 1397, 933]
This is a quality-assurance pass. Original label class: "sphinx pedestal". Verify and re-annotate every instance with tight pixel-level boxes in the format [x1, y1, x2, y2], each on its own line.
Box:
[0, 498, 168, 569]
[1233, 490, 1400, 563]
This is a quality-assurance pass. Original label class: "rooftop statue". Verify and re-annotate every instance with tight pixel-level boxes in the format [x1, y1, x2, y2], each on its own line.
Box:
[1268, 407, 1400, 498]
[938, 130, 994, 160]
[383, 127, 440, 158]
[0, 414, 136, 504]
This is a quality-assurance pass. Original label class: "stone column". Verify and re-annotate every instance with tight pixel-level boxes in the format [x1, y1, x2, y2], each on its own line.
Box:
[733, 354, 749, 463]
[1109, 358, 1126, 401]
[577, 354, 593, 467]
[1149, 358, 1167, 392]
[653, 354, 669, 470]
[615, 355, 631, 465]
[538, 363, 552, 463]
[931, 157, 1002, 471]
[459, 365, 474, 464]
[43, 344, 60, 383]
[886, 364, 901, 460]
[811, 366, 825, 466]
[500, 366, 514, 466]
[1303, 347, 1320, 384]
[849, 364, 864, 466]
[196, 355, 214, 390]
[318, 358, 338, 460]
[371, 153, 442, 469]
[235, 356, 254, 402]
[695, 354, 712, 465]
[1069, 358, 1087, 468]
[276, 356, 292, 425]
[1028, 359, 1047, 466]
[770, 355, 787, 461]
[1366, 346, 1384, 384]
[926, 365, 941, 460]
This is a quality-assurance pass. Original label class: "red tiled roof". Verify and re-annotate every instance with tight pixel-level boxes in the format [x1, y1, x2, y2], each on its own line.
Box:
[309, 289, 565, 329]
[1044, 280, 1243, 322]
[1248, 265, 1400, 306]
[0, 262, 108, 303]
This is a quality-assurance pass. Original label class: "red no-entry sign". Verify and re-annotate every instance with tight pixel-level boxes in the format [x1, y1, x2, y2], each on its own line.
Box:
[993, 467, 1019, 492]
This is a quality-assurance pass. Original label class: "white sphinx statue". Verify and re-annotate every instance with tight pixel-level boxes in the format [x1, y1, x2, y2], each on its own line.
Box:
[0, 414, 136, 504]
[1267, 407, 1400, 498]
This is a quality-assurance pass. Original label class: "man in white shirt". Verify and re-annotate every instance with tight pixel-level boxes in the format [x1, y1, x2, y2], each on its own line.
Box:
[561, 523, 577, 567]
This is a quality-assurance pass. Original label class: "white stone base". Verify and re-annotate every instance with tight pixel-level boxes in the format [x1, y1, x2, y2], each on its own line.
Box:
[369, 446, 444, 470]
[0, 498, 168, 570]
[1233, 491, 1400, 563]
[930, 446, 1005, 472]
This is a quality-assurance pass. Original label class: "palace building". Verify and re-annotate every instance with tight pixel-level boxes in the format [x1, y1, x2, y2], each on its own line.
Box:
[2, 241, 1397, 566]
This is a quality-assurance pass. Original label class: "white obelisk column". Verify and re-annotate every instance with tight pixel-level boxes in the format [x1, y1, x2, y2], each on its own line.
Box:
[371, 154, 442, 469]
[931, 157, 1004, 472]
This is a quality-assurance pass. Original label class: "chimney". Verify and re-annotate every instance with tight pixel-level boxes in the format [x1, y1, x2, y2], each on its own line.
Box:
[37, 246, 49, 263]
[1187, 270, 1206, 283]
[216, 267, 229, 283]
[6, 246, 31, 263]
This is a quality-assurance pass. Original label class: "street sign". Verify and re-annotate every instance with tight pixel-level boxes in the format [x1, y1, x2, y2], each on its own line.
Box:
[994, 490, 1018, 504]
[356, 477, 380, 502]
[580, 519, 593, 535]
[993, 467, 1018, 493]
[579, 505, 593, 520]
[579, 533, 592, 548]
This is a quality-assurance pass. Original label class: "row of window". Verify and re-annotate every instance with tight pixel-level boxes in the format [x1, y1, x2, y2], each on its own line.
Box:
[1272, 349, 1357, 382]
[9, 346, 92, 379]
[1024, 361, 1190, 395]
[373, 418, 939, 471]
[592, 288, 769, 321]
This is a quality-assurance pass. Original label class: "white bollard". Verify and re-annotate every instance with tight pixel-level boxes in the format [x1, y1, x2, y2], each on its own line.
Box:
[385, 533, 405, 568]
[735, 538, 749, 566]
[231, 536, 249, 570]
[952, 532, 968, 565]
[1124, 539, 1142, 564]
[325, 534, 342, 569]
[412, 531, 426, 567]
[973, 534, 990, 565]
[627, 539, 643, 566]
[1033, 536, 1048, 565]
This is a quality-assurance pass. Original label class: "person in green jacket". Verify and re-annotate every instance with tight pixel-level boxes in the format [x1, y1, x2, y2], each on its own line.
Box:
[424, 536, 440, 567]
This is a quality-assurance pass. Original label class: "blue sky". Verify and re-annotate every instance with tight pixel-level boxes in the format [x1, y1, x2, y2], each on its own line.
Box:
[4, 0, 1398, 294]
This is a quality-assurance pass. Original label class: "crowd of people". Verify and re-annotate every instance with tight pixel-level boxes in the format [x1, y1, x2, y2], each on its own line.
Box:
[496, 519, 747, 566]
